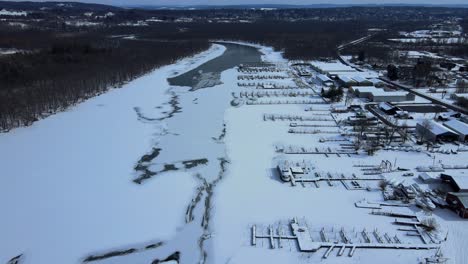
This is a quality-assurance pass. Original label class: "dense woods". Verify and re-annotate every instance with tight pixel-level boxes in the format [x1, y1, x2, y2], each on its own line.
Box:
[0, 34, 208, 130]
[110, 20, 370, 59]
[1, 4, 467, 131]
[0, 19, 371, 131]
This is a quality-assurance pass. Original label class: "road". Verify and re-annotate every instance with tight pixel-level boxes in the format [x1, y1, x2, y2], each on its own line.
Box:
[379, 78, 468, 115]
[336, 34, 468, 115]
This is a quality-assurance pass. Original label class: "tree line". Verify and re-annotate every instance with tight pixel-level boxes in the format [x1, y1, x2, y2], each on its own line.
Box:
[0, 33, 208, 131]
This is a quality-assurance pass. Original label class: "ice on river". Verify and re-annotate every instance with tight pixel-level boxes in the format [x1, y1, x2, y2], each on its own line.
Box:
[0, 44, 226, 264]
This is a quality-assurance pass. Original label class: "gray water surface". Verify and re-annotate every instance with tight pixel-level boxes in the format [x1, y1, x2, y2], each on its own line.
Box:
[168, 42, 263, 89]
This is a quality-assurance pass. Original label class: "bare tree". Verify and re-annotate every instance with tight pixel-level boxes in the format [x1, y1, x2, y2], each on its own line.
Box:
[384, 116, 399, 145]
[378, 179, 388, 190]
[421, 217, 439, 232]
[456, 79, 468, 94]
[417, 119, 434, 149]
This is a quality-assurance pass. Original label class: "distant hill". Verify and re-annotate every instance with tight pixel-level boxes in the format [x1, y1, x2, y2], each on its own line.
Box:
[1, 1, 467, 12]
[0, 1, 121, 12]
[129, 3, 468, 10]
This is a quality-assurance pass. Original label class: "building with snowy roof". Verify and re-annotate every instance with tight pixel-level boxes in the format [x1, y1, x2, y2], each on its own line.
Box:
[338, 76, 358, 87]
[350, 75, 373, 86]
[443, 119, 468, 141]
[310, 61, 356, 73]
[350, 86, 415, 102]
[378, 102, 401, 115]
[416, 120, 459, 142]
[315, 74, 334, 87]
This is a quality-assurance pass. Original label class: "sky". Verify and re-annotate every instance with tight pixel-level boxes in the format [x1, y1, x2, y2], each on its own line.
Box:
[5, 0, 468, 6]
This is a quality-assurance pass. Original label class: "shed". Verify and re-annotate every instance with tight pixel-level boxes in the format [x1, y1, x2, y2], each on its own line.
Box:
[441, 174, 468, 192]
[446, 192, 468, 218]
[416, 120, 459, 142]
[443, 119, 468, 141]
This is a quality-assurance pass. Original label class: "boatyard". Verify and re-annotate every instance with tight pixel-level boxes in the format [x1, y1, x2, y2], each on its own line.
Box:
[213, 46, 468, 264]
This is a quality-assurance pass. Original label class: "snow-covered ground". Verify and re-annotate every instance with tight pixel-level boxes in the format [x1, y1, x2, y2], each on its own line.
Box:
[0, 44, 226, 264]
[211, 47, 468, 264]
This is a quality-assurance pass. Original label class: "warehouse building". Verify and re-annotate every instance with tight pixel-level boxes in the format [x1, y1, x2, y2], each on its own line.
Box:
[350, 86, 415, 102]
[316, 74, 334, 87]
[416, 120, 459, 142]
[338, 76, 358, 87]
[350, 75, 374, 86]
[443, 119, 468, 142]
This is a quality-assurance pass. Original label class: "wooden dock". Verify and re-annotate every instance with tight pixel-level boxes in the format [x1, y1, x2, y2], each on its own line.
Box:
[251, 219, 442, 258]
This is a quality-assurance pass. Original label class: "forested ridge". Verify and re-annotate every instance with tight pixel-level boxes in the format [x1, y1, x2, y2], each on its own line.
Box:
[1, 5, 467, 131]
[0, 20, 369, 131]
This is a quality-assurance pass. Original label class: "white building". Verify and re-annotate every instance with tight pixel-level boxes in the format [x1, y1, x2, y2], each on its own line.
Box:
[316, 74, 334, 87]
[350, 86, 415, 102]
[416, 120, 459, 142]
[443, 119, 468, 141]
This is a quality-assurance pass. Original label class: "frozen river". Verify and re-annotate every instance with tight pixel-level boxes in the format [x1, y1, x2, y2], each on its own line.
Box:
[0, 42, 263, 264]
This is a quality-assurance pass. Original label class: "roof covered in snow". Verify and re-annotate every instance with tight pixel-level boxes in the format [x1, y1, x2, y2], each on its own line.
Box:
[316, 73, 332, 82]
[444, 119, 468, 136]
[418, 120, 459, 136]
[451, 176, 468, 190]
[351, 75, 370, 83]
[352, 86, 408, 97]
[311, 61, 355, 73]
[338, 76, 356, 83]
[379, 102, 397, 111]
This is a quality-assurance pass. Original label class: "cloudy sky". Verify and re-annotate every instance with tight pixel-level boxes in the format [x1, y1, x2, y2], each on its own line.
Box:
[6, 0, 468, 6]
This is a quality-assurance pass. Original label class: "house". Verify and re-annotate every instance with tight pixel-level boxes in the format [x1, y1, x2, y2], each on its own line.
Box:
[446, 192, 468, 218]
[441, 174, 468, 192]
[443, 119, 468, 141]
[350, 86, 415, 102]
[416, 120, 459, 142]
[316, 74, 334, 87]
